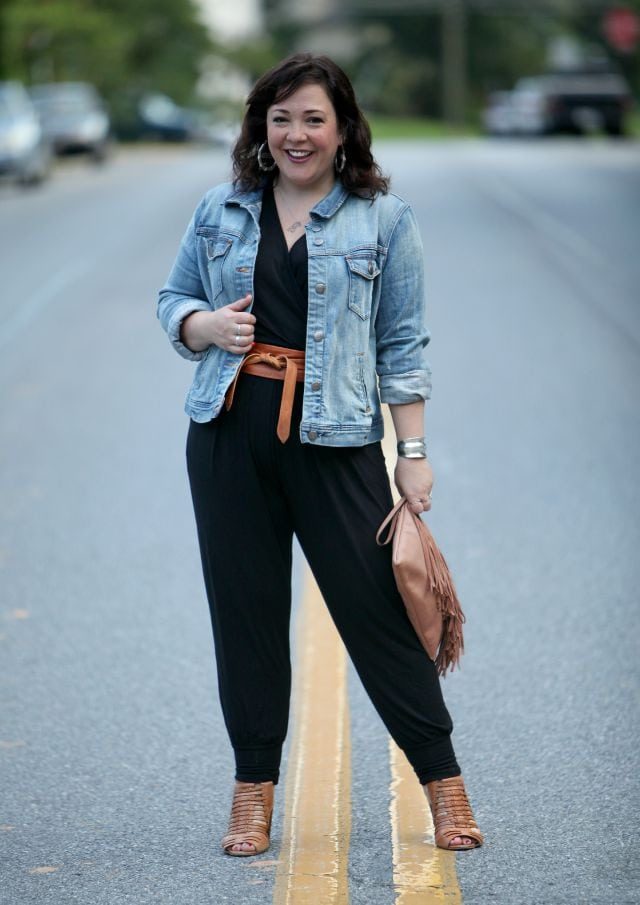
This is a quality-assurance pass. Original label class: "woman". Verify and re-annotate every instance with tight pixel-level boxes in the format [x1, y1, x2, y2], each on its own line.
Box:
[157, 53, 483, 856]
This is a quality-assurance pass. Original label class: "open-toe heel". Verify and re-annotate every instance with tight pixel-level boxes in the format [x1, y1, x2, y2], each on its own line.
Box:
[221, 780, 274, 857]
[424, 775, 484, 851]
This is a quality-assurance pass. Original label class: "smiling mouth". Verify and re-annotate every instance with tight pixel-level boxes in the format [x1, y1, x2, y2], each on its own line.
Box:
[285, 150, 313, 161]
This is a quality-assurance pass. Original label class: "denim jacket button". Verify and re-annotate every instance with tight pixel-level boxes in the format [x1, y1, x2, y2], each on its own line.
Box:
[308, 430, 318, 440]
[313, 330, 324, 342]
[315, 283, 326, 294]
[311, 380, 321, 391]
[313, 238, 324, 246]
[368, 261, 375, 274]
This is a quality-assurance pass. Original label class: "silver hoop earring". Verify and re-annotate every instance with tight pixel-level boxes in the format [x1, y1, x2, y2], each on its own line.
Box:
[335, 146, 346, 174]
[257, 142, 276, 172]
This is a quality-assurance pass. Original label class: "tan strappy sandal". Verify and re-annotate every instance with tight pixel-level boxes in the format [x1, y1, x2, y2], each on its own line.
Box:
[424, 775, 484, 851]
[221, 780, 274, 857]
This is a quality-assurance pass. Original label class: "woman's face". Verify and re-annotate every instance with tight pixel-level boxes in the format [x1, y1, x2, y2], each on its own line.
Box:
[266, 82, 342, 194]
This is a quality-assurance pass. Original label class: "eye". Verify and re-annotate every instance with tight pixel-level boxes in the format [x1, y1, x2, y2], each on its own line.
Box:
[307, 117, 324, 124]
[271, 116, 288, 124]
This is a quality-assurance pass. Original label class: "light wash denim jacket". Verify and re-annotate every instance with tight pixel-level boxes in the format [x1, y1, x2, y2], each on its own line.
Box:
[157, 179, 431, 447]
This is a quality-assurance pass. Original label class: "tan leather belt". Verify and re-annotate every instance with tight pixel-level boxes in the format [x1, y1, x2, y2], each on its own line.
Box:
[224, 342, 306, 443]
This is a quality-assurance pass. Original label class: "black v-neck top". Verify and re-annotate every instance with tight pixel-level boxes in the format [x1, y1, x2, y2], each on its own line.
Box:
[252, 184, 309, 351]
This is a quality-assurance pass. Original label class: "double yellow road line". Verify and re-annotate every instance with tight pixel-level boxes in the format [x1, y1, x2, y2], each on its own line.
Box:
[273, 567, 462, 905]
[273, 575, 351, 905]
[272, 409, 462, 904]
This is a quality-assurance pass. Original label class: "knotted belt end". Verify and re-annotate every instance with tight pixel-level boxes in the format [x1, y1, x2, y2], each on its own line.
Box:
[224, 342, 306, 443]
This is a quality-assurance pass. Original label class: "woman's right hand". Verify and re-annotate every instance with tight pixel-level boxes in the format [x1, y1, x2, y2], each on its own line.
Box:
[181, 294, 256, 353]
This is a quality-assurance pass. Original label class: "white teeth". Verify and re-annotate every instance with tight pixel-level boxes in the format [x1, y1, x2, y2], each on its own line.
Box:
[287, 150, 311, 158]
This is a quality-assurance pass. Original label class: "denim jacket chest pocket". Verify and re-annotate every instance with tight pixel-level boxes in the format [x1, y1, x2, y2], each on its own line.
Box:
[346, 255, 381, 320]
[196, 227, 233, 302]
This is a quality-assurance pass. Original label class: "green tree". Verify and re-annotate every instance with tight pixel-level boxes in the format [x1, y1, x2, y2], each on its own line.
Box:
[0, 0, 213, 130]
[92, 0, 212, 105]
[219, 37, 281, 84]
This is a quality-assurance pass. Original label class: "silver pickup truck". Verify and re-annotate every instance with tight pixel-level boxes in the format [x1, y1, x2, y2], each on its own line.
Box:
[486, 67, 634, 137]
[512, 68, 633, 137]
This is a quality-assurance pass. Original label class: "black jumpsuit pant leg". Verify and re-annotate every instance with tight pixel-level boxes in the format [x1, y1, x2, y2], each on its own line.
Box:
[186, 374, 460, 787]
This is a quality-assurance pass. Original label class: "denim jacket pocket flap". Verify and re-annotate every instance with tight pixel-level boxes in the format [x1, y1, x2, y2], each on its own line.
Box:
[346, 257, 380, 280]
[347, 256, 380, 320]
[195, 227, 233, 261]
[195, 232, 232, 299]
[205, 238, 232, 262]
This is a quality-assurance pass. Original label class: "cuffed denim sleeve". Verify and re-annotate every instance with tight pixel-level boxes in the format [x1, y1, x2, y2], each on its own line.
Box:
[375, 204, 432, 404]
[157, 197, 212, 362]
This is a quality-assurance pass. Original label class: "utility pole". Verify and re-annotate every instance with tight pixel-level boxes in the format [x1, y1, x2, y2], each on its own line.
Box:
[441, 0, 467, 125]
[309, 0, 471, 126]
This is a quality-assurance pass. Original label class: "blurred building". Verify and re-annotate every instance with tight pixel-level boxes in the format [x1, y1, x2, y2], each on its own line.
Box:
[195, 0, 263, 41]
[194, 0, 264, 105]
[269, 0, 363, 60]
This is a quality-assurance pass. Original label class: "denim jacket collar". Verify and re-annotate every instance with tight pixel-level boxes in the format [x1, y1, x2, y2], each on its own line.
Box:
[223, 180, 350, 221]
[223, 185, 262, 226]
[310, 181, 350, 219]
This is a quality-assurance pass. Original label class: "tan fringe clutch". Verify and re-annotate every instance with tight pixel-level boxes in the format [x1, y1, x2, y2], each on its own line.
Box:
[376, 497, 465, 676]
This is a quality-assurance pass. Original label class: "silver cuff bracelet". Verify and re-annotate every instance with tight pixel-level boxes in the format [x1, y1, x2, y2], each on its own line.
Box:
[397, 437, 427, 459]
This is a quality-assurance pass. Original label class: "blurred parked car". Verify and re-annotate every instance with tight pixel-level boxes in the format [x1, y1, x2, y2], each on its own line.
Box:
[0, 81, 52, 185]
[508, 67, 632, 137]
[197, 117, 239, 147]
[135, 92, 238, 146]
[30, 82, 111, 160]
[482, 91, 517, 136]
[508, 78, 550, 135]
[137, 93, 198, 142]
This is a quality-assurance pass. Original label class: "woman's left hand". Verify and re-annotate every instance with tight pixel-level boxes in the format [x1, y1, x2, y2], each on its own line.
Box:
[394, 457, 434, 514]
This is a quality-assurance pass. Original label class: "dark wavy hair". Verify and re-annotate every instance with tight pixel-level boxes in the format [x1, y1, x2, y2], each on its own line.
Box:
[232, 53, 389, 197]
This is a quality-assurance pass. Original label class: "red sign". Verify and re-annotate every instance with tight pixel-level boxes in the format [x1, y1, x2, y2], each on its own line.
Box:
[603, 7, 640, 52]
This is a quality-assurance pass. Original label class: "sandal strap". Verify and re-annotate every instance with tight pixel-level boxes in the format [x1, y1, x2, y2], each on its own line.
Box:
[221, 781, 274, 854]
[425, 776, 484, 849]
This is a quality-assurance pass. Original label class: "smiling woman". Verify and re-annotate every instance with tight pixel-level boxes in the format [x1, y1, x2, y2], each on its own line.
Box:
[232, 53, 387, 198]
[264, 83, 344, 247]
[157, 52, 483, 861]
[267, 85, 341, 194]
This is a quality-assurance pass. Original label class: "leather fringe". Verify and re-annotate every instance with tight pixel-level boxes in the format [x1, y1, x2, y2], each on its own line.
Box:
[376, 497, 466, 677]
[415, 515, 466, 676]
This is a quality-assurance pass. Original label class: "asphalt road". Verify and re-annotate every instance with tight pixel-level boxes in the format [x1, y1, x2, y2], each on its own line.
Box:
[1, 138, 639, 905]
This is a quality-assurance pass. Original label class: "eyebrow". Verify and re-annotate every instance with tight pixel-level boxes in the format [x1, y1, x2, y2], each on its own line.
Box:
[271, 108, 326, 115]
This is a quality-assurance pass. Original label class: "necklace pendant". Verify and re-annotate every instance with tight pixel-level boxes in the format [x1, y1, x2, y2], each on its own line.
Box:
[287, 221, 303, 234]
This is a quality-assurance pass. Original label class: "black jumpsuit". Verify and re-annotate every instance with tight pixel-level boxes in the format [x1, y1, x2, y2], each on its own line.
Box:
[186, 185, 461, 786]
